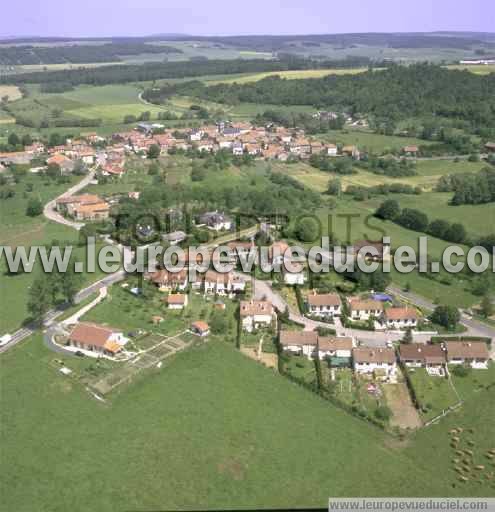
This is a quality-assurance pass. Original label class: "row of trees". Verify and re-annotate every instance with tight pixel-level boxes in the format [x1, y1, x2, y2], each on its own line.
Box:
[3, 57, 337, 87]
[375, 199, 467, 244]
[357, 157, 417, 178]
[27, 268, 82, 324]
[0, 42, 181, 66]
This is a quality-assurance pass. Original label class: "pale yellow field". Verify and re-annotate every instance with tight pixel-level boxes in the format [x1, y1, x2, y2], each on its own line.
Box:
[277, 162, 458, 193]
[239, 51, 273, 58]
[0, 85, 22, 102]
[208, 67, 372, 85]
[445, 64, 495, 75]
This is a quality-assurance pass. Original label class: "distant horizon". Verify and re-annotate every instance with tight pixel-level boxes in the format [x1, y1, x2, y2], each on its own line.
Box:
[1, 30, 494, 42]
[1, 0, 492, 39]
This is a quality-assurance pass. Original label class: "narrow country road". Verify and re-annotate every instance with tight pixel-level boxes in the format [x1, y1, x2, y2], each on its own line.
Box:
[43, 170, 96, 231]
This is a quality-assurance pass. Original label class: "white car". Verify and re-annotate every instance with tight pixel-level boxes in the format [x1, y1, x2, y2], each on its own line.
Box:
[0, 334, 12, 347]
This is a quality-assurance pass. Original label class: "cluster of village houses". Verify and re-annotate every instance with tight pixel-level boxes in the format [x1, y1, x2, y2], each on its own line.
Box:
[1, 119, 495, 176]
[280, 330, 489, 382]
[0, 120, 369, 177]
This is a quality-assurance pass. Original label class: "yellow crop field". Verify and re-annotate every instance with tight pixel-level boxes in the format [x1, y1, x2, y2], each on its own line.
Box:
[0, 85, 22, 102]
[208, 67, 371, 84]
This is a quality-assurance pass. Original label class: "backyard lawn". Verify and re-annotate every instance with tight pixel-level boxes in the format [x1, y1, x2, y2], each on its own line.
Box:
[407, 369, 460, 422]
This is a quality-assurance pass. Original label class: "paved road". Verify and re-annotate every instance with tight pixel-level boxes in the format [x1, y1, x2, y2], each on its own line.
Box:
[43, 170, 96, 231]
[387, 285, 495, 341]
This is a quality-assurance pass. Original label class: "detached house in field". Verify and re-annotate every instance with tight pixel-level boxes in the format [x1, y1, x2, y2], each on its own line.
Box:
[402, 145, 419, 156]
[353, 347, 397, 381]
[191, 321, 210, 337]
[446, 341, 490, 369]
[399, 343, 447, 376]
[166, 293, 188, 310]
[384, 307, 419, 330]
[348, 298, 384, 321]
[306, 292, 342, 318]
[68, 322, 128, 357]
[199, 211, 233, 231]
[240, 300, 275, 332]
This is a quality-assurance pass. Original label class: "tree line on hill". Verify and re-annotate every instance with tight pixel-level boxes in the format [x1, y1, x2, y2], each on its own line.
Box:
[0, 42, 181, 66]
[375, 199, 469, 245]
[1, 57, 380, 87]
[161, 64, 495, 130]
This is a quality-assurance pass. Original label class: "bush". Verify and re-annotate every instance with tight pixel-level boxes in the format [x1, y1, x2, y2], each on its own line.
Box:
[452, 364, 471, 378]
[26, 198, 43, 217]
[374, 405, 392, 422]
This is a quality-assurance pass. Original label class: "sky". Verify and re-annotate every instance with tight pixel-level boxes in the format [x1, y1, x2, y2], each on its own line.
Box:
[1, 0, 493, 38]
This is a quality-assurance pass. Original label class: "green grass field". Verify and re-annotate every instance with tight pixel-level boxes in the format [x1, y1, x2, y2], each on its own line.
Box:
[315, 200, 481, 307]
[408, 369, 460, 421]
[6, 84, 168, 126]
[3, 335, 494, 511]
[0, 174, 109, 333]
[380, 193, 495, 239]
[2, 334, 494, 512]
[278, 157, 488, 194]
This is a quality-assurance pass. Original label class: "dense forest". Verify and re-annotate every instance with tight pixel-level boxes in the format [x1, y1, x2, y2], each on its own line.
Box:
[0, 43, 181, 66]
[0, 56, 381, 86]
[153, 64, 495, 128]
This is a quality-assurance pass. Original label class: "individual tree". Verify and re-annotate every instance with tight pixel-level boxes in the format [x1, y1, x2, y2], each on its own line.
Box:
[26, 198, 43, 217]
[445, 223, 467, 244]
[397, 208, 429, 232]
[45, 163, 61, 179]
[374, 405, 392, 422]
[375, 199, 400, 221]
[431, 305, 460, 330]
[147, 144, 161, 159]
[21, 134, 33, 146]
[427, 219, 450, 240]
[402, 327, 413, 344]
[27, 274, 53, 325]
[327, 178, 342, 196]
[295, 218, 320, 243]
[480, 294, 493, 319]
[123, 114, 137, 124]
[210, 311, 227, 334]
[59, 266, 82, 305]
[72, 160, 87, 176]
[8, 132, 20, 146]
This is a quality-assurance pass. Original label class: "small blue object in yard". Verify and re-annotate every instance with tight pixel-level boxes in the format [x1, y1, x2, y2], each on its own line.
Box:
[130, 287, 142, 296]
[372, 293, 392, 302]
